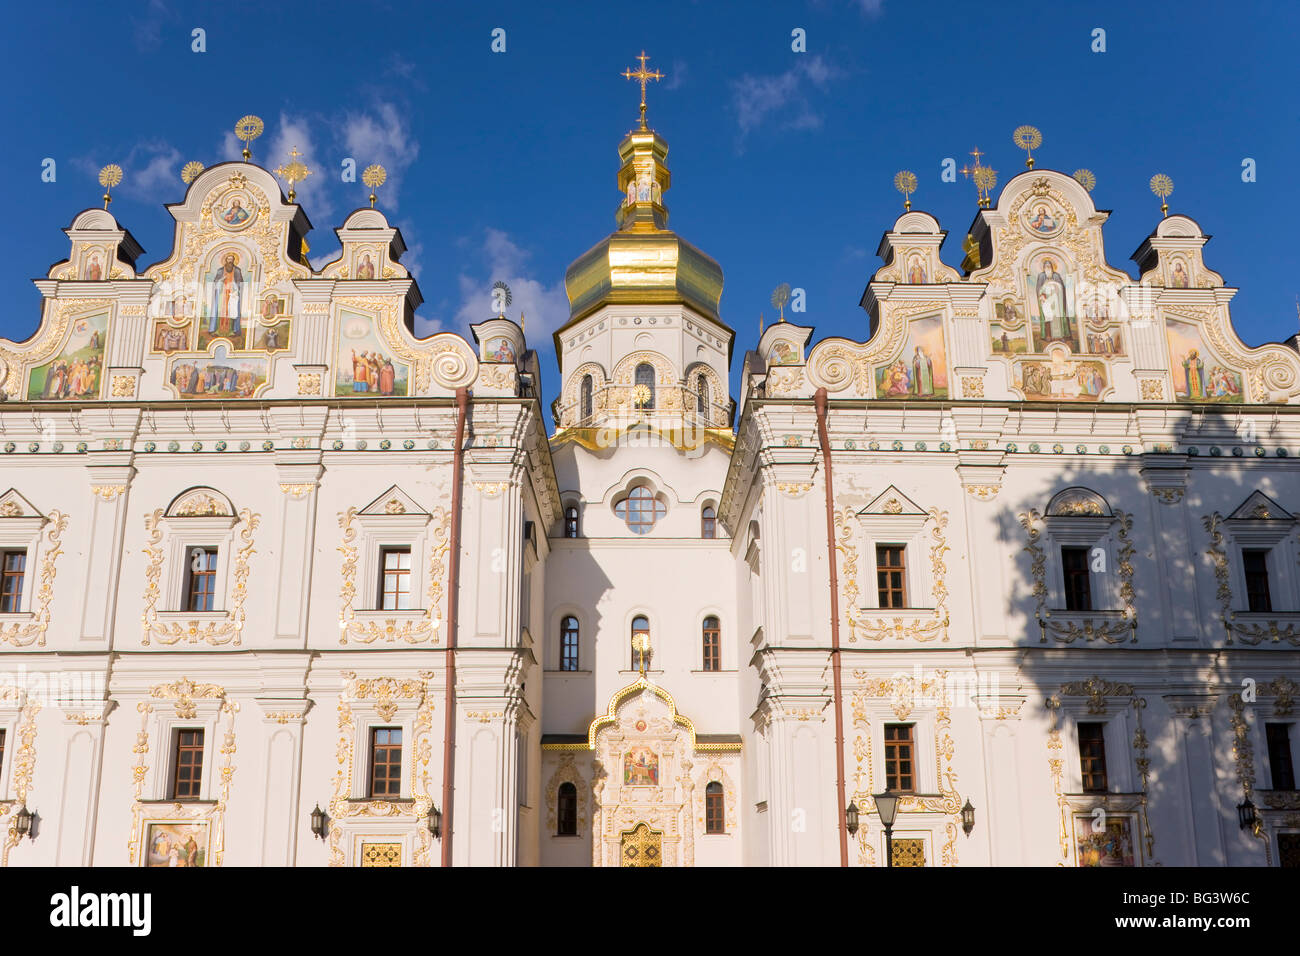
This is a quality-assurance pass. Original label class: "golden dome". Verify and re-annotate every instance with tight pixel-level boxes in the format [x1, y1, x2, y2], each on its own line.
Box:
[563, 127, 724, 328]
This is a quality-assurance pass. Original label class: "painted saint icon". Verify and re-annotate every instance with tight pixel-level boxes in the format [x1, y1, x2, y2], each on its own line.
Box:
[83, 253, 103, 281]
[623, 746, 659, 786]
[356, 254, 376, 280]
[221, 198, 251, 226]
[1028, 204, 1058, 234]
[1171, 260, 1189, 288]
[205, 253, 246, 336]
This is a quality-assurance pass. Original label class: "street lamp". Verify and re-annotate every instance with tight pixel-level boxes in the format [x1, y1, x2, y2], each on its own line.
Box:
[427, 804, 442, 838]
[845, 801, 860, 836]
[12, 805, 33, 841]
[961, 798, 976, 836]
[874, 792, 900, 868]
[310, 804, 328, 840]
[1237, 797, 1260, 836]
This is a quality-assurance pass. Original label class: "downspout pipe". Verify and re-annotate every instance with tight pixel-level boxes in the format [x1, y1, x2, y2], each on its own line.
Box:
[440, 386, 469, 867]
[815, 387, 850, 867]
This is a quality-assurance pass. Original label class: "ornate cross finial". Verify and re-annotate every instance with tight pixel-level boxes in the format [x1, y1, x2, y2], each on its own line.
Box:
[622, 50, 665, 130]
[98, 165, 122, 210]
[362, 164, 387, 208]
[1149, 173, 1174, 217]
[275, 146, 312, 203]
[1013, 125, 1042, 169]
[893, 170, 917, 212]
[234, 115, 264, 162]
[961, 147, 997, 208]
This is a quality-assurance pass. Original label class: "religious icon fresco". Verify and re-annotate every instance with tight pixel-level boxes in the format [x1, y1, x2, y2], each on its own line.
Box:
[1014, 351, 1107, 401]
[145, 822, 209, 867]
[485, 336, 516, 363]
[334, 311, 408, 397]
[1025, 253, 1079, 352]
[252, 320, 290, 353]
[623, 746, 659, 786]
[768, 341, 801, 366]
[1169, 258, 1191, 289]
[28, 312, 107, 400]
[1165, 318, 1242, 403]
[199, 249, 251, 350]
[81, 248, 106, 280]
[151, 320, 191, 353]
[905, 254, 927, 284]
[875, 315, 948, 399]
[215, 192, 256, 232]
[168, 344, 268, 399]
[992, 299, 1029, 354]
[1073, 816, 1135, 867]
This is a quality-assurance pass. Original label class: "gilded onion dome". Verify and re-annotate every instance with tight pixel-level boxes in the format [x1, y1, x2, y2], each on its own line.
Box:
[562, 125, 725, 327]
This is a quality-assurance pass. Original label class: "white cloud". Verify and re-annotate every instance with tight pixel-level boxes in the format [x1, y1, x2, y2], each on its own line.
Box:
[731, 55, 839, 145]
[74, 140, 184, 202]
[340, 102, 419, 208]
[265, 112, 332, 219]
[854, 0, 885, 15]
[132, 0, 173, 52]
[449, 229, 569, 347]
[664, 60, 688, 91]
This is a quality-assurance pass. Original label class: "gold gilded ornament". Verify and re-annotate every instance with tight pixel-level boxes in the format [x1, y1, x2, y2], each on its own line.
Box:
[98, 164, 123, 209]
[622, 50, 665, 130]
[1072, 168, 1096, 192]
[362, 164, 387, 208]
[274, 146, 312, 203]
[893, 170, 917, 211]
[770, 283, 791, 321]
[234, 115, 264, 161]
[1149, 173, 1174, 217]
[1013, 125, 1042, 168]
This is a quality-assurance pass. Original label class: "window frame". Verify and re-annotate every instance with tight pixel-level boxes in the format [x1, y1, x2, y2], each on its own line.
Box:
[634, 363, 656, 409]
[1242, 548, 1273, 613]
[704, 781, 726, 834]
[615, 486, 666, 534]
[884, 723, 915, 792]
[368, 726, 404, 799]
[875, 544, 908, 609]
[171, 727, 206, 801]
[701, 505, 717, 539]
[183, 546, 219, 613]
[563, 505, 580, 539]
[1266, 723, 1296, 792]
[377, 545, 414, 611]
[1060, 545, 1093, 612]
[556, 781, 578, 836]
[580, 374, 594, 423]
[0, 550, 26, 614]
[1077, 721, 1109, 793]
[631, 615, 651, 671]
[560, 615, 580, 672]
[701, 616, 721, 672]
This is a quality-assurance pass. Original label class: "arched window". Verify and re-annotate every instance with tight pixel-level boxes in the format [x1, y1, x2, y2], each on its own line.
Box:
[631, 615, 651, 671]
[701, 505, 716, 539]
[705, 782, 725, 834]
[560, 615, 580, 671]
[702, 616, 721, 671]
[580, 374, 593, 422]
[634, 363, 655, 409]
[616, 487, 665, 534]
[557, 782, 578, 836]
[697, 373, 709, 415]
[564, 505, 580, 538]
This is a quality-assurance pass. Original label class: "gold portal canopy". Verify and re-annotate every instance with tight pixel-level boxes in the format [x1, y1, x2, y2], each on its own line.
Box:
[563, 125, 724, 327]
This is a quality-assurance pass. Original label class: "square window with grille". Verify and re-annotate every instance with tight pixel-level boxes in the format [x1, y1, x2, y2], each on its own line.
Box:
[1061, 546, 1092, 612]
[172, 729, 204, 800]
[0, 551, 25, 613]
[184, 547, 218, 612]
[876, 545, 907, 609]
[369, 727, 403, 798]
[884, 723, 914, 792]
[1243, 549, 1273, 613]
[1267, 723, 1296, 792]
[379, 547, 412, 610]
[1078, 722, 1108, 793]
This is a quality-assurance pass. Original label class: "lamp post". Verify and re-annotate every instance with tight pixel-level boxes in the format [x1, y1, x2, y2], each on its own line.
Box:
[874, 792, 900, 868]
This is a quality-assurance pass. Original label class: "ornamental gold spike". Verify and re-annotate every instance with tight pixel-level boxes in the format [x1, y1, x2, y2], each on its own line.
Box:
[622, 50, 664, 130]
[1149, 173, 1174, 217]
[1013, 125, 1042, 169]
[1072, 168, 1097, 192]
[362, 164, 387, 208]
[98, 164, 123, 209]
[275, 146, 312, 203]
[234, 115, 264, 162]
[181, 161, 205, 186]
[893, 170, 917, 212]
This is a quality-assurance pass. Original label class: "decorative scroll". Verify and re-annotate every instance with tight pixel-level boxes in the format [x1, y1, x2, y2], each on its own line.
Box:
[0, 511, 67, 648]
[0, 691, 41, 866]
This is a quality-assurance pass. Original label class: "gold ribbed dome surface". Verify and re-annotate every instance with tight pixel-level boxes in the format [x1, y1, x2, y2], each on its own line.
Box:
[563, 127, 724, 326]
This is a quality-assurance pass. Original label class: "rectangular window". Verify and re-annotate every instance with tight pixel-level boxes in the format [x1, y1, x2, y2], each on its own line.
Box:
[172, 729, 204, 800]
[184, 547, 218, 612]
[1061, 546, 1093, 612]
[0, 551, 25, 613]
[1078, 722, 1108, 793]
[560, 617, 580, 672]
[1267, 723, 1296, 792]
[702, 619, 721, 672]
[369, 727, 403, 798]
[884, 723, 914, 792]
[379, 547, 412, 610]
[876, 545, 907, 609]
[1243, 549, 1272, 613]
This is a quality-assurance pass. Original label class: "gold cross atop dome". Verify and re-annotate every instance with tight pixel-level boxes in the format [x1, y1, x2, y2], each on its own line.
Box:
[275, 146, 312, 203]
[622, 51, 664, 130]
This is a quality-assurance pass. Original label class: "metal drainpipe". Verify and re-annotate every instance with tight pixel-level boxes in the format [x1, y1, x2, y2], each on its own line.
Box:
[440, 386, 468, 867]
[815, 387, 850, 867]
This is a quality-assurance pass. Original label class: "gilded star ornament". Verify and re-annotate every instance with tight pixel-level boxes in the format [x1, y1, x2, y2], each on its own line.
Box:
[1072, 168, 1097, 192]
[181, 161, 205, 185]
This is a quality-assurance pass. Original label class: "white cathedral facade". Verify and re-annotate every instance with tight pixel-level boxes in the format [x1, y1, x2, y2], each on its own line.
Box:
[0, 112, 1299, 868]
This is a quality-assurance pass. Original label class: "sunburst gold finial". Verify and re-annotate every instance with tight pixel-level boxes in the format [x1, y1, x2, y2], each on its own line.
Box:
[1149, 173, 1174, 217]
[362, 164, 387, 208]
[1013, 125, 1042, 168]
[181, 161, 205, 186]
[275, 146, 312, 203]
[771, 283, 791, 322]
[893, 170, 917, 211]
[1072, 169, 1096, 192]
[622, 51, 665, 130]
[98, 164, 122, 209]
[961, 148, 997, 208]
[234, 115, 264, 162]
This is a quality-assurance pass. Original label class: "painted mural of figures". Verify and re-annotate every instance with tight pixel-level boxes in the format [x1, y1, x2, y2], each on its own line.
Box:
[1209, 365, 1240, 398]
[206, 253, 245, 335]
[1171, 260, 1190, 288]
[379, 358, 395, 395]
[907, 256, 927, 284]
[882, 359, 910, 396]
[1035, 258, 1069, 340]
[83, 254, 103, 280]
[912, 346, 934, 396]
[357, 254, 376, 280]
[1182, 349, 1205, 398]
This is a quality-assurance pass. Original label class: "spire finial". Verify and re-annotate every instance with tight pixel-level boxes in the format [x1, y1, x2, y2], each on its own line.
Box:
[1013, 125, 1042, 169]
[1150, 173, 1174, 217]
[234, 115, 264, 162]
[960, 147, 996, 208]
[622, 50, 664, 130]
[275, 146, 312, 203]
[893, 170, 917, 212]
[98, 164, 122, 210]
[362, 164, 387, 208]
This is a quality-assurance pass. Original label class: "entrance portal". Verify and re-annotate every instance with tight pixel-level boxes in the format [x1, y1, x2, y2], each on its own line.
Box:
[620, 823, 662, 867]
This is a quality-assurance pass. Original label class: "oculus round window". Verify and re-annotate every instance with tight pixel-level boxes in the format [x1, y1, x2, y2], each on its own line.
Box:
[615, 486, 665, 534]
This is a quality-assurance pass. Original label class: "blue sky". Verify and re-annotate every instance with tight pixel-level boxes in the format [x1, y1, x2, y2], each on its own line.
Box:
[2, 0, 1297, 404]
